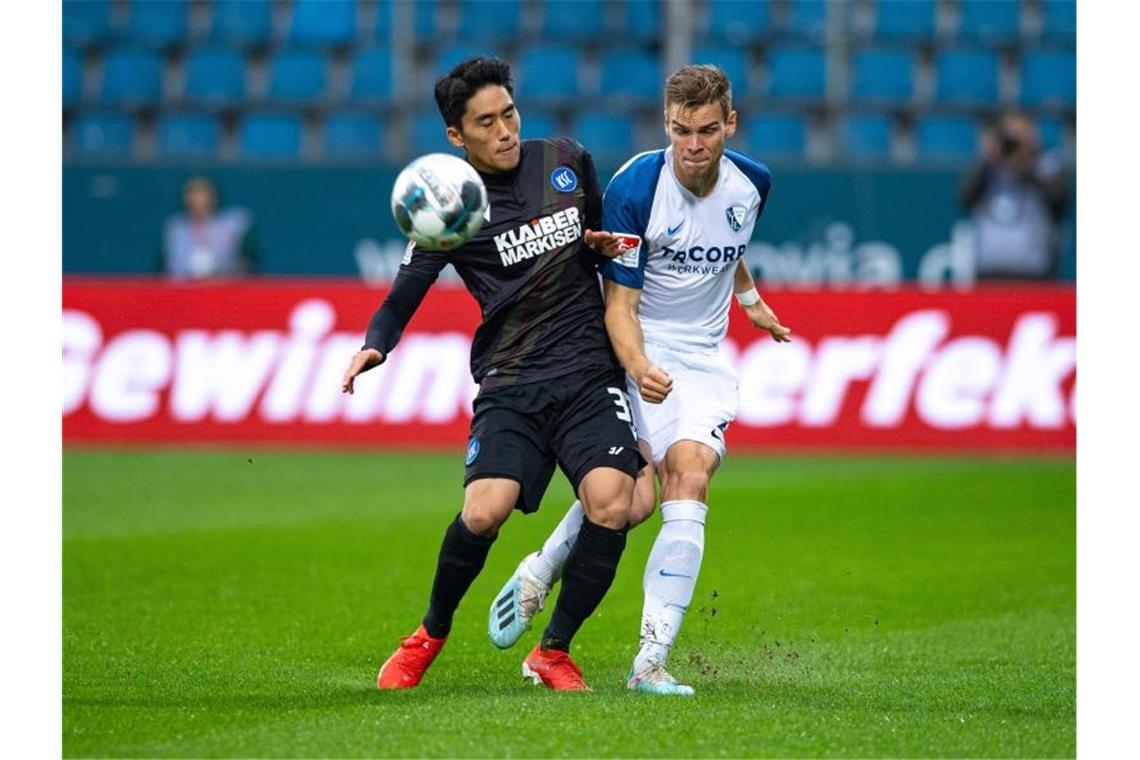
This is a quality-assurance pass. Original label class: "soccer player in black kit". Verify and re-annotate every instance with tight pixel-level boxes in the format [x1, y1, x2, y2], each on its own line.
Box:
[341, 57, 644, 691]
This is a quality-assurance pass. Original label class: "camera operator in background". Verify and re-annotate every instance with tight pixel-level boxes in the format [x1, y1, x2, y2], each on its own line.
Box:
[959, 111, 1070, 281]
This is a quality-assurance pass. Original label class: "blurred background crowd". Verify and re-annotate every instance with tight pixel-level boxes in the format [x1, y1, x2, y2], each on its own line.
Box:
[62, 0, 1076, 285]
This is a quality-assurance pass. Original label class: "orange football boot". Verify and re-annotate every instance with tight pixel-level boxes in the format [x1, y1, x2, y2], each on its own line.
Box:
[521, 643, 591, 691]
[377, 624, 446, 689]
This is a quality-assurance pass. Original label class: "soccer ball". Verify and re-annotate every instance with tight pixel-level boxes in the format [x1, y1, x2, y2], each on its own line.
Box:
[390, 153, 488, 251]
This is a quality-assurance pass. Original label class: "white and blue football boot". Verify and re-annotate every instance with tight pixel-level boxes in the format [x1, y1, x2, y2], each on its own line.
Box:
[488, 552, 551, 649]
[626, 663, 696, 697]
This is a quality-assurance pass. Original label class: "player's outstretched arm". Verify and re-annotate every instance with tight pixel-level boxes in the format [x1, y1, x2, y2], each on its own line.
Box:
[603, 279, 673, 403]
[584, 229, 635, 259]
[734, 259, 791, 343]
[341, 348, 385, 395]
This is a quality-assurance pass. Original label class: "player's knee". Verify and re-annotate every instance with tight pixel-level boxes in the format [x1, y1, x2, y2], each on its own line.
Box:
[460, 498, 512, 537]
[664, 468, 710, 502]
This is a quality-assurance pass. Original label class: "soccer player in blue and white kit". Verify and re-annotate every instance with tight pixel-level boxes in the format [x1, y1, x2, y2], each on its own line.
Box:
[488, 65, 792, 695]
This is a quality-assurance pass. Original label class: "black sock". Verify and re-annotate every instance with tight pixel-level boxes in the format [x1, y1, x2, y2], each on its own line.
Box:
[541, 517, 628, 652]
[421, 513, 495, 639]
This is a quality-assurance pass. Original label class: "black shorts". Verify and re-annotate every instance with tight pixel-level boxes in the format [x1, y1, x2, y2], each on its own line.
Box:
[463, 367, 645, 513]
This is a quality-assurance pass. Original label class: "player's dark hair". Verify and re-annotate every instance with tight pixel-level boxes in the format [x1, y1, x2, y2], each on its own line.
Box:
[434, 57, 515, 129]
[665, 64, 733, 120]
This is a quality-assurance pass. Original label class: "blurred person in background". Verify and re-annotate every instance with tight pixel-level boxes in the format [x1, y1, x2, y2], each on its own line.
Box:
[959, 111, 1070, 281]
[161, 176, 258, 280]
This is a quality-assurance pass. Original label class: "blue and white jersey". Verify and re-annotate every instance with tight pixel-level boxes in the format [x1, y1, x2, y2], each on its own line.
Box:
[600, 145, 772, 352]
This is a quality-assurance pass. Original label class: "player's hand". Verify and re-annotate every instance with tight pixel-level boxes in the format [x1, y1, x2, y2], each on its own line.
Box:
[341, 348, 385, 394]
[584, 230, 632, 259]
[635, 362, 673, 404]
[745, 300, 792, 343]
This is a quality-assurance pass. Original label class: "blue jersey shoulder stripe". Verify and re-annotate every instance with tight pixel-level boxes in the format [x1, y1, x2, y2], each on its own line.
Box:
[724, 149, 773, 218]
[600, 150, 665, 289]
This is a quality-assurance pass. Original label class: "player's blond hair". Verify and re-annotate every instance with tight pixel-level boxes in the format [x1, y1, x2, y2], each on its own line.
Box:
[664, 65, 733, 120]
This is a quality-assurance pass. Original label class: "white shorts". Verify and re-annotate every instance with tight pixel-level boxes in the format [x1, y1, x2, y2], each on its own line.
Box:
[627, 341, 739, 466]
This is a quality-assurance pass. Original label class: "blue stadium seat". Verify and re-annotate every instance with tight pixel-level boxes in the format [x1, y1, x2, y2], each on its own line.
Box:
[766, 47, 826, 99]
[126, 0, 189, 48]
[915, 116, 978, 161]
[63, 1, 113, 49]
[266, 49, 328, 103]
[785, 0, 827, 42]
[839, 114, 892, 161]
[324, 111, 385, 158]
[156, 113, 221, 158]
[934, 49, 999, 105]
[410, 111, 458, 156]
[703, 0, 771, 44]
[572, 114, 637, 163]
[1020, 50, 1075, 107]
[850, 49, 915, 102]
[599, 50, 660, 103]
[72, 111, 135, 156]
[958, 0, 1022, 43]
[1036, 116, 1063, 152]
[519, 109, 558, 141]
[541, 0, 603, 42]
[209, 0, 273, 49]
[693, 48, 749, 94]
[433, 46, 488, 79]
[184, 48, 245, 107]
[100, 47, 162, 106]
[350, 47, 393, 102]
[873, 0, 936, 40]
[518, 47, 580, 103]
[746, 114, 807, 160]
[240, 112, 303, 159]
[64, 50, 82, 107]
[459, 0, 522, 43]
[614, 0, 662, 42]
[290, 0, 357, 46]
[1040, 0, 1076, 44]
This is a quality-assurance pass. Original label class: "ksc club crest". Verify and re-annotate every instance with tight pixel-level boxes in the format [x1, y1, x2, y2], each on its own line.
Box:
[465, 437, 480, 465]
[725, 205, 747, 232]
[550, 166, 578, 193]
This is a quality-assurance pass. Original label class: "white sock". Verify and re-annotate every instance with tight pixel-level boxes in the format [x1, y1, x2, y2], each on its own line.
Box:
[633, 500, 707, 673]
[526, 499, 584, 587]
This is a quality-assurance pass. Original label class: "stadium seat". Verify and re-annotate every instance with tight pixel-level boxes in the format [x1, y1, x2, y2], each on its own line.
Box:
[599, 50, 660, 104]
[614, 0, 662, 42]
[350, 47, 393, 102]
[265, 49, 328, 103]
[433, 46, 490, 79]
[541, 0, 603, 42]
[746, 114, 807, 160]
[518, 47, 581, 103]
[873, 0, 936, 41]
[849, 49, 914, 102]
[1019, 50, 1075, 107]
[410, 110, 458, 156]
[100, 47, 162, 106]
[459, 0, 522, 43]
[64, 50, 83, 107]
[1040, 0, 1076, 45]
[323, 111, 385, 158]
[785, 0, 827, 42]
[692, 48, 749, 94]
[184, 48, 246, 107]
[934, 49, 1000, 105]
[63, 0, 113, 49]
[957, 0, 1022, 44]
[125, 0, 189, 49]
[572, 114, 637, 163]
[240, 112, 303, 159]
[72, 111, 135, 156]
[518, 109, 558, 141]
[209, 0, 274, 49]
[1037, 116, 1063, 152]
[914, 116, 978, 162]
[156, 113, 221, 158]
[290, 0, 357, 46]
[703, 0, 771, 44]
[839, 114, 893, 161]
[766, 47, 826, 99]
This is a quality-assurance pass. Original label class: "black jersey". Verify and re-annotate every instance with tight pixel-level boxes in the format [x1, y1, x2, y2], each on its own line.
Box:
[364, 138, 620, 388]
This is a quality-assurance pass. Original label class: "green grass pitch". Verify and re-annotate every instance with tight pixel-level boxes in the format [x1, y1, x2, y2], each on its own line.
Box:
[63, 449, 1074, 758]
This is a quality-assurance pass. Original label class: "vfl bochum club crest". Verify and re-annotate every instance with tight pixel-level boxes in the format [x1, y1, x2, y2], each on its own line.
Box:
[550, 166, 578, 193]
[725, 205, 747, 232]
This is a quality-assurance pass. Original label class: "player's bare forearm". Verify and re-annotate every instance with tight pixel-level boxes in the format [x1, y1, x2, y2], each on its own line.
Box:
[341, 348, 384, 394]
[603, 280, 672, 403]
[733, 258, 755, 293]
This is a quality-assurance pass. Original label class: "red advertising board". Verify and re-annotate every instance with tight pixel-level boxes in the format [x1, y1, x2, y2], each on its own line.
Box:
[63, 279, 1075, 453]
